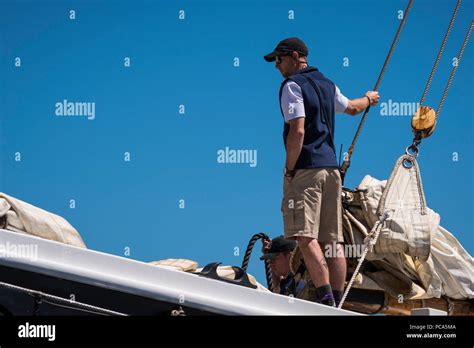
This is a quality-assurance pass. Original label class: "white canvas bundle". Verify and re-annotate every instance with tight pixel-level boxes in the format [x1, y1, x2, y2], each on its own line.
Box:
[0, 193, 86, 249]
[355, 156, 473, 299]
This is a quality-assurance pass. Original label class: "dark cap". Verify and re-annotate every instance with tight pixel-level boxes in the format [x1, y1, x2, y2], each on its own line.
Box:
[264, 37, 308, 62]
[260, 235, 297, 260]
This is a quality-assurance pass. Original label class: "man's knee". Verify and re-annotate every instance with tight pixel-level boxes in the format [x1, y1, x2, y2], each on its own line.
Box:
[297, 237, 326, 264]
[296, 236, 317, 249]
[319, 241, 345, 259]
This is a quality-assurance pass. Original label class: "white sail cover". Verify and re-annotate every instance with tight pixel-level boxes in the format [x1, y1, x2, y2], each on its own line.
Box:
[355, 155, 473, 300]
[0, 193, 86, 248]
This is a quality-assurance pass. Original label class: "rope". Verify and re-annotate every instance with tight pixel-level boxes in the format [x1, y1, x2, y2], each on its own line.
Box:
[436, 20, 473, 118]
[241, 233, 273, 292]
[419, 0, 461, 106]
[0, 280, 127, 316]
[341, 0, 413, 182]
[409, 7, 469, 154]
[338, 213, 389, 309]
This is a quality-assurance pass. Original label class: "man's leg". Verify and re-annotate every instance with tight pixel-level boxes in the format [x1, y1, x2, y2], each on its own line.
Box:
[317, 169, 347, 306]
[321, 242, 346, 306]
[297, 236, 335, 306]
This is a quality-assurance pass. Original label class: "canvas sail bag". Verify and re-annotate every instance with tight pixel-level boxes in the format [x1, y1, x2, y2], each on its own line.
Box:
[357, 156, 473, 299]
[360, 155, 436, 261]
[0, 192, 86, 248]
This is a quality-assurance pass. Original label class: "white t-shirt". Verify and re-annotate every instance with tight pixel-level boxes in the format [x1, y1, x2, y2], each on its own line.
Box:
[280, 81, 349, 123]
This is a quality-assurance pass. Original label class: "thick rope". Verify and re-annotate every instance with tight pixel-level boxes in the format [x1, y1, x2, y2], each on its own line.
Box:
[419, 0, 461, 106]
[341, 0, 413, 181]
[241, 233, 273, 292]
[338, 213, 388, 309]
[436, 20, 473, 118]
[0, 280, 127, 316]
[241, 233, 265, 270]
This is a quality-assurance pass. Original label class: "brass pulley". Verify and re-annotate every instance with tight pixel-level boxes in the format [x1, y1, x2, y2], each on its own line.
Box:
[411, 106, 436, 139]
[405, 1, 472, 161]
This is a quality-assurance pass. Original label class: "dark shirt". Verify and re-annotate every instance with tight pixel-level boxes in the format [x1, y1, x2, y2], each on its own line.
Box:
[279, 272, 305, 297]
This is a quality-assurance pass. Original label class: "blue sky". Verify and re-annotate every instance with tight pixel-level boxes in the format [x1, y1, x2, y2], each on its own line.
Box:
[1, 0, 472, 284]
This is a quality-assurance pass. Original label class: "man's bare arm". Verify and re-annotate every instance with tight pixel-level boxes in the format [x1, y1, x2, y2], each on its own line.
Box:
[344, 91, 380, 116]
[285, 117, 305, 171]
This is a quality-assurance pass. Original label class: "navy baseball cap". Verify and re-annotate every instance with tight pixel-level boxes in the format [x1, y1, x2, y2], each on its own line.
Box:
[260, 235, 297, 260]
[264, 37, 308, 62]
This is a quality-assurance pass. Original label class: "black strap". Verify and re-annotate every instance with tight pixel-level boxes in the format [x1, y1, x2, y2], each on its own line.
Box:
[288, 278, 297, 297]
[295, 259, 307, 278]
[301, 75, 337, 155]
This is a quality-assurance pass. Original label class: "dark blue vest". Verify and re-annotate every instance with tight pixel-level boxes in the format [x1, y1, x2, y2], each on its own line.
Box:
[279, 67, 338, 169]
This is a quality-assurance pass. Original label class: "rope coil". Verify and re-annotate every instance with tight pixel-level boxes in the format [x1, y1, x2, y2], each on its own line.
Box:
[241, 233, 273, 292]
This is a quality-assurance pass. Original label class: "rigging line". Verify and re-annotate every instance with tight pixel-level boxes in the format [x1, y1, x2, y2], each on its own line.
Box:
[419, 0, 462, 106]
[340, 0, 413, 181]
[0, 280, 127, 316]
[436, 20, 473, 118]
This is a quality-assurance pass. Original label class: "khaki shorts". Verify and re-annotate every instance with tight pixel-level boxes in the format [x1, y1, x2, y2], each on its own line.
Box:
[281, 168, 343, 242]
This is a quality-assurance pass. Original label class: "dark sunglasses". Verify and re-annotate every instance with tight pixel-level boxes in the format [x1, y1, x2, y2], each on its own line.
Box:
[275, 53, 291, 64]
[276, 52, 307, 64]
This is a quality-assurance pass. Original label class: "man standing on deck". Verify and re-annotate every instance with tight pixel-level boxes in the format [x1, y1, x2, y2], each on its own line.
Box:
[264, 37, 379, 307]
